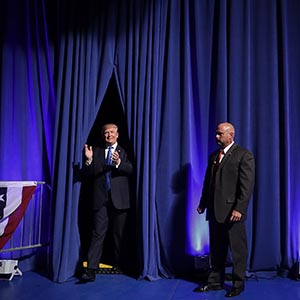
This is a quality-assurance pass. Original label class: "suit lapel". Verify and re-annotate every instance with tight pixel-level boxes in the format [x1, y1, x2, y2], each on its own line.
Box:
[100, 148, 106, 164]
[219, 144, 239, 167]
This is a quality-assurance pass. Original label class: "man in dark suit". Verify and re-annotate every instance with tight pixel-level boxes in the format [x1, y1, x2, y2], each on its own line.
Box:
[81, 123, 133, 282]
[196, 122, 255, 298]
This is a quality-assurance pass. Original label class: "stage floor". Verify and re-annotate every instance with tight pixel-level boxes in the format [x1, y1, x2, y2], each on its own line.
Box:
[0, 270, 300, 300]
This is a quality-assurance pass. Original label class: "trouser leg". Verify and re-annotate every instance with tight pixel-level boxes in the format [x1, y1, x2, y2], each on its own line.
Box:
[228, 221, 247, 288]
[207, 220, 228, 285]
[87, 205, 109, 269]
[109, 205, 129, 266]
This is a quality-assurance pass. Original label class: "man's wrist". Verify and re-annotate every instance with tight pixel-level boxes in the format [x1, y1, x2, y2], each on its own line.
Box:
[85, 158, 93, 166]
[115, 158, 121, 168]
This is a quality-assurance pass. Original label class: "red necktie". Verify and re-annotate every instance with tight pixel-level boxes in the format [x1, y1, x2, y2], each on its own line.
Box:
[216, 149, 223, 165]
[211, 149, 223, 192]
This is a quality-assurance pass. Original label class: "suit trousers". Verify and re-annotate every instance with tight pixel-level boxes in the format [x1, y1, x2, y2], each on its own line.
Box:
[207, 218, 247, 288]
[87, 193, 128, 269]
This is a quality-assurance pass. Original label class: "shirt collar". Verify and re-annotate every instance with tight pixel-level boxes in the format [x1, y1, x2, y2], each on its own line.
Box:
[223, 141, 234, 154]
[107, 142, 118, 149]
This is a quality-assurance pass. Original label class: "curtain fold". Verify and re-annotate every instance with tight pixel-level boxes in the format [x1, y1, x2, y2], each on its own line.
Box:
[1, 0, 300, 282]
[51, 1, 117, 281]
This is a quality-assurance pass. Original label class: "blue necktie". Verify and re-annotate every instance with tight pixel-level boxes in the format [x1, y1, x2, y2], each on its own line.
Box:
[105, 146, 113, 191]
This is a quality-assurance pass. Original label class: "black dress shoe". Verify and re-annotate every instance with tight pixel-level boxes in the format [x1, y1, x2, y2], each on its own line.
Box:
[225, 286, 244, 297]
[194, 284, 223, 292]
[81, 269, 96, 282]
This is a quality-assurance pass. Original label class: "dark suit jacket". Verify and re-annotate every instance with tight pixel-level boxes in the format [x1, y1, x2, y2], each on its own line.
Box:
[199, 143, 255, 223]
[83, 145, 133, 210]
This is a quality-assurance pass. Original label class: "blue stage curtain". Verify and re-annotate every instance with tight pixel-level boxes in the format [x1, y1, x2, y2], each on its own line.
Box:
[1, 0, 300, 282]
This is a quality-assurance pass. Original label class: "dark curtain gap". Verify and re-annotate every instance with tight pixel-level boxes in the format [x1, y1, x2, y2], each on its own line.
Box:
[78, 74, 138, 276]
[87, 74, 132, 154]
